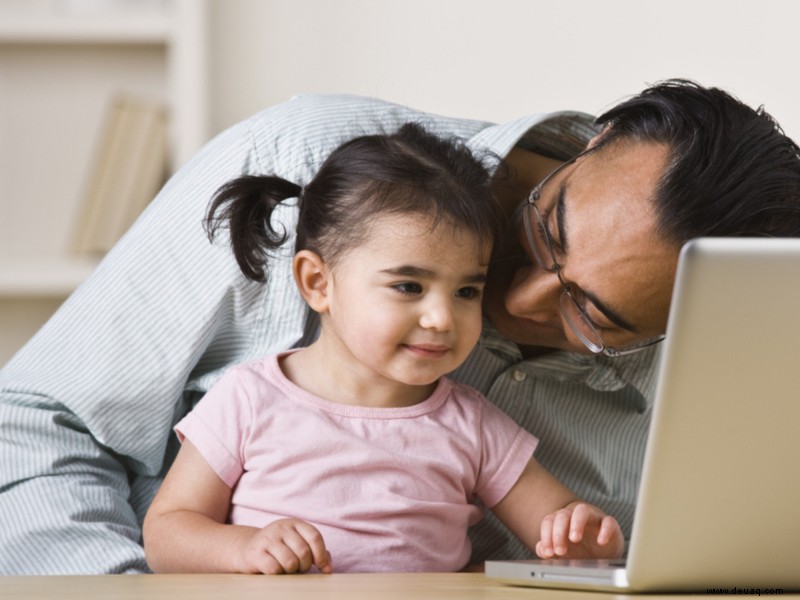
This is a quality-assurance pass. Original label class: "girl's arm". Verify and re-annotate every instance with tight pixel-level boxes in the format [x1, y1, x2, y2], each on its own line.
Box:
[491, 458, 624, 560]
[143, 439, 332, 574]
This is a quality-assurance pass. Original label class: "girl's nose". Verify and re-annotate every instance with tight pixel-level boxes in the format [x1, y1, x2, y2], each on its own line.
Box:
[419, 297, 454, 332]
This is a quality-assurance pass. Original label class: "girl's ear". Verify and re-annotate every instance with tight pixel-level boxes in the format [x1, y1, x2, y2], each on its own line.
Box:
[293, 250, 330, 313]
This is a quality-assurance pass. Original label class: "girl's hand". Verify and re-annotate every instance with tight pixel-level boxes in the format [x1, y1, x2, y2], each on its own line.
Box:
[239, 518, 333, 574]
[535, 502, 624, 560]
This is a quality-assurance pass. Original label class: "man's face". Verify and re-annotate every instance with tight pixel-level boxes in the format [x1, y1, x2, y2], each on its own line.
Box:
[484, 139, 681, 354]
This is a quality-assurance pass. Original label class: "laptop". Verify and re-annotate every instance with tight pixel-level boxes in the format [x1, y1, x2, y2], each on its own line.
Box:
[486, 237, 800, 593]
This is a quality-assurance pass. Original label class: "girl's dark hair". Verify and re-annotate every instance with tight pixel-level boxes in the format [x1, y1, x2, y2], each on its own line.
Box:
[595, 78, 800, 242]
[205, 122, 503, 282]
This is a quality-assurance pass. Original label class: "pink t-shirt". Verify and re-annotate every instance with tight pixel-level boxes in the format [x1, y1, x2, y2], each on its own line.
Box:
[176, 352, 538, 573]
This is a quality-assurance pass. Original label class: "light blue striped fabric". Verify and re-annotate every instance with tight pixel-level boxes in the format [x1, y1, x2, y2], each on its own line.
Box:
[0, 94, 658, 574]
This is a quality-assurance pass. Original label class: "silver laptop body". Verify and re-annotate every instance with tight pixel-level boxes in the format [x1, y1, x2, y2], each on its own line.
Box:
[486, 238, 800, 592]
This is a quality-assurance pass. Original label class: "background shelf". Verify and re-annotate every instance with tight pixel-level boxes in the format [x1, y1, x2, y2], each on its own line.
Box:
[0, 0, 209, 365]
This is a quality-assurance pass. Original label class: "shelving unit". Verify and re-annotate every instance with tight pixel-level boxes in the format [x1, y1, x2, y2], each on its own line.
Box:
[0, 0, 210, 365]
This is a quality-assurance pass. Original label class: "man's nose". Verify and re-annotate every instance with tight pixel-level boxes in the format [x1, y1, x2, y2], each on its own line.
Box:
[507, 265, 563, 321]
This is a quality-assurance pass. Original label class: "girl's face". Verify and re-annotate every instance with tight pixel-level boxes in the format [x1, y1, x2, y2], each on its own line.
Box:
[318, 212, 490, 391]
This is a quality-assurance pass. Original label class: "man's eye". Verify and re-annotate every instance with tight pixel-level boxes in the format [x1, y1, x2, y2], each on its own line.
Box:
[456, 286, 482, 300]
[392, 282, 422, 295]
[566, 286, 605, 332]
[574, 305, 601, 331]
[540, 209, 563, 253]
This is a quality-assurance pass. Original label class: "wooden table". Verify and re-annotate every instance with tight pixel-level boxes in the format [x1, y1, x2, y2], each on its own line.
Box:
[3, 572, 796, 599]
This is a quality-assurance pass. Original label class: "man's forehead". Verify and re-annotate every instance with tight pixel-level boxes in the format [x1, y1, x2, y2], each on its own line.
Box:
[560, 141, 676, 333]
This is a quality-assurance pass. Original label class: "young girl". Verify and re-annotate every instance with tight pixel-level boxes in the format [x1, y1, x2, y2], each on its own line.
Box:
[143, 123, 624, 574]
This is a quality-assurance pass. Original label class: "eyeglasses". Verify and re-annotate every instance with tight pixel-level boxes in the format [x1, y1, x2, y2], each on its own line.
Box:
[522, 153, 664, 358]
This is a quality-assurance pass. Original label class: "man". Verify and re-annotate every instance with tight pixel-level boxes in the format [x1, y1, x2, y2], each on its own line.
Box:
[1, 79, 799, 574]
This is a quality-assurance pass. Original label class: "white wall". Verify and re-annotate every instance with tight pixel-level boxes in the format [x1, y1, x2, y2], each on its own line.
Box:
[208, 0, 800, 142]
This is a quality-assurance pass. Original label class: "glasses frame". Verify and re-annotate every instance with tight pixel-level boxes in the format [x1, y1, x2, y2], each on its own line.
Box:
[522, 153, 664, 358]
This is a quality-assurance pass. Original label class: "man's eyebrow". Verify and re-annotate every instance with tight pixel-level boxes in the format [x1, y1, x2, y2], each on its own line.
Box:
[557, 183, 639, 334]
[556, 185, 568, 254]
[583, 289, 639, 333]
[380, 265, 487, 284]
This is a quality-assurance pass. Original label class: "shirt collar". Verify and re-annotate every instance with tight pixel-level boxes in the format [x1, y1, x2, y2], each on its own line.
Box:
[478, 320, 661, 413]
[467, 110, 600, 165]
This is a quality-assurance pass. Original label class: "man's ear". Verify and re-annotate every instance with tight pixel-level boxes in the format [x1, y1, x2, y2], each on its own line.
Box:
[586, 123, 613, 150]
[293, 249, 330, 313]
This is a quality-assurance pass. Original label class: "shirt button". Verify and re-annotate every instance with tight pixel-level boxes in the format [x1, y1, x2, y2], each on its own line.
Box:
[511, 370, 527, 382]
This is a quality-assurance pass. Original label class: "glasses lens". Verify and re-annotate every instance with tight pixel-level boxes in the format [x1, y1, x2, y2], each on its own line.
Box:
[523, 203, 556, 271]
[559, 289, 604, 354]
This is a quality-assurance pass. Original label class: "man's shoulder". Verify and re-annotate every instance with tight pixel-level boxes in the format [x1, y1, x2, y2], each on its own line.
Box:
[285, 92, 414, 111]
[245, 93, 435, 131]
[238, 94, 495, 179]
[244, 93, 493, 145]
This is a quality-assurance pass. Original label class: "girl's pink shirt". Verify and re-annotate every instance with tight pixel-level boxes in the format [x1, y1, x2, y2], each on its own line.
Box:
[176, 352, 538, 573]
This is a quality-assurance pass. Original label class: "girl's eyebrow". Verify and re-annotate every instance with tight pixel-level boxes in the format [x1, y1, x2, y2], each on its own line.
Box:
[380, 265, 434, 278]
[380, 265, 487, 284]
[556, 183, 639, 334]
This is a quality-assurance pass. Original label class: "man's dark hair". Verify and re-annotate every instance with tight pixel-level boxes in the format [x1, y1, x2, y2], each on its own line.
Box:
[596, 79, 800, 242]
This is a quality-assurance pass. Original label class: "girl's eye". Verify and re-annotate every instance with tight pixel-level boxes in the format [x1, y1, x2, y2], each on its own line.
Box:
[392, 282, 422, 295]
[456, 286, 482, 300]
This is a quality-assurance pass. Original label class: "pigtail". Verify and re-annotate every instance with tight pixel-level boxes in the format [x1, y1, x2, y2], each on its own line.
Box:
[205, 175, 302, 282]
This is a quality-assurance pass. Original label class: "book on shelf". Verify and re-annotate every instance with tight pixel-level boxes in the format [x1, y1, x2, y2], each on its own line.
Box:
[72, 94, 169, 255]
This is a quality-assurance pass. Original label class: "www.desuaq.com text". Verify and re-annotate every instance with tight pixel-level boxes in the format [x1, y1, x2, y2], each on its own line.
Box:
[707, 588, 784, 595]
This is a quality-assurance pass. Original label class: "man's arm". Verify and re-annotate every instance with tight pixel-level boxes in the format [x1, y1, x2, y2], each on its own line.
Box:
[0, 117, 265, 573]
